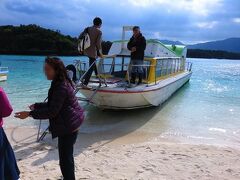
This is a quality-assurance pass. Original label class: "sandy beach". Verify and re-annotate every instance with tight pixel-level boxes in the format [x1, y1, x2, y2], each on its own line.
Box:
[4, 125, 240, 180]
[1, 0, 240, 179]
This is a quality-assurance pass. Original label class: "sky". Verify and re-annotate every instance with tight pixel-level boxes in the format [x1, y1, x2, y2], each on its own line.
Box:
[0, 0, 240, 44]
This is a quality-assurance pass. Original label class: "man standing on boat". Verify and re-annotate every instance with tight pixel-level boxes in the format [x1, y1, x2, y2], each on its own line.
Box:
[127, 26, 146, 85]
[80, 17, 103, 86]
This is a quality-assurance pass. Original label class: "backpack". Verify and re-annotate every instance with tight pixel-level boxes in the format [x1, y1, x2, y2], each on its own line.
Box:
[78, 27, 91, 53]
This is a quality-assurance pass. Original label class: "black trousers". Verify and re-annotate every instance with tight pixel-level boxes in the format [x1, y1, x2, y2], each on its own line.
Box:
[58, 131, 78, 180]
[0, 128, 20, 180]
[83, 57, 98, 85]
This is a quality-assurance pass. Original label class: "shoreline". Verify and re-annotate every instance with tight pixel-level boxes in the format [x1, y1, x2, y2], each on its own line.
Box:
[1, 53, 240, 60]
[5, 125, 240, 180]
[0, 53, 82, 57]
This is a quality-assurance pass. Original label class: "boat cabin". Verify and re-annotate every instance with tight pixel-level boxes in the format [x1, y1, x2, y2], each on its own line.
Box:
[75, 39, 191, 86]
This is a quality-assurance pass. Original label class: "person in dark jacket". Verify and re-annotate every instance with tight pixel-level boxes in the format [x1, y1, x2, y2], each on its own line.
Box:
[127, 26, 146, 85]
[15, 57, 84, 180]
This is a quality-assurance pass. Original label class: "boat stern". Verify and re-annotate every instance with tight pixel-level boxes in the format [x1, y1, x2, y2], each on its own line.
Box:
[79, 85, 151, 109]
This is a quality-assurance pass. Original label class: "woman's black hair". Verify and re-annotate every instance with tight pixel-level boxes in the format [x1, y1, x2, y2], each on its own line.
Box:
[45, 57, 73, 87]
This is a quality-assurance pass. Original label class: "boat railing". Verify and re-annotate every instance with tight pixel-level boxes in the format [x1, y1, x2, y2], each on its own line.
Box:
[97, 55, 116, 76]
[98, 56, 190, 86]
[74, 55, 117, 86]
[74, 56, 192, 87]
[76, 60, 100, 85]
[74, 60, 87, 80]
[74, 59, 105, 85]
[186, 62, 192, 72]
[153, 57, 183, 60]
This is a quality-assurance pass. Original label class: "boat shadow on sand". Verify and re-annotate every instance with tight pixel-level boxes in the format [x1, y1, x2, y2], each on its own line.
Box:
[10, 83, 190, 167]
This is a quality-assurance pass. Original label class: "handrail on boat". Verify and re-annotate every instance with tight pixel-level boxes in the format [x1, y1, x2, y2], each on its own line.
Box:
[77, 60, 99, 84]
[74, 56, 192, 88]
[74, 55, 118, 86]
[152, 57, 183, 60]
[186, 62, 192, 72]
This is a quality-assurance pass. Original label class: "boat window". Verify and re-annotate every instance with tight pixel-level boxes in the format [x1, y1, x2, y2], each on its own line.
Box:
[174, 58, 180, 73]
[180, 58, 184, 71]
[162, 60, 168, 76]
[172, 59, 177, 73]
[174, 59, 178, 73]
[177, 59, 181, 72]
[167, 59, 173, 75]
[155, 58, 184, 79]
[156, 60, 162, 77]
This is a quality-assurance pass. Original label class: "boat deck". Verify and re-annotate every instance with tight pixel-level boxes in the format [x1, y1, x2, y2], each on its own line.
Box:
[81, 71, 191, 92]
[86, 77, 147, 89]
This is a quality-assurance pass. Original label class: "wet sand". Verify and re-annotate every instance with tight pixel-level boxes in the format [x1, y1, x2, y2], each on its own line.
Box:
[5, 124, 240, 180]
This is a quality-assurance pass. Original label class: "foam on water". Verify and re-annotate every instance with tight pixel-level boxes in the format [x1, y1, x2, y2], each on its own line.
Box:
[0, 55, 240, 147]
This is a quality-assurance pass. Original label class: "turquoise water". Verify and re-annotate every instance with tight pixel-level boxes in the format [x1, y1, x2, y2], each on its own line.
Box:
[0, 55, 240, 147]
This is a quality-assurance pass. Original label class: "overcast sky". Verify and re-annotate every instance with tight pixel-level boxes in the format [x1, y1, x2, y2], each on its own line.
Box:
[0, 0, 239, 44]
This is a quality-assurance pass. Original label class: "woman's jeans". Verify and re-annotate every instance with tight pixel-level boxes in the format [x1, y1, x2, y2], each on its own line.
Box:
[58, 131, 78, 180]
[0, 127, 20, 180]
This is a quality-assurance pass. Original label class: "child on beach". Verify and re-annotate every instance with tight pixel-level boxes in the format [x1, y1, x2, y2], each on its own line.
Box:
[0, 87, 20, 180]
[15, 57, 84, 180]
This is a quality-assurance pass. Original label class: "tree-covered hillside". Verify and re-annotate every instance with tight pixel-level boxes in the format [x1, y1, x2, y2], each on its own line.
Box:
[187, 49, 240, 60]
[0, 24, 113, 56]
[0, 24, 78, 55]
[0, 24, 239, 59]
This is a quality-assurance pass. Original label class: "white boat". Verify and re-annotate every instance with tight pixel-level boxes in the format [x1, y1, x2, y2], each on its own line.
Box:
[74, 26, 192, 109]
[0, 66, 9, 82]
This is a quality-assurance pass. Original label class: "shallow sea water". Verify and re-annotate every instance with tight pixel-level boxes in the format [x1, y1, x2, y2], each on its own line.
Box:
[1, 55, 240, 147]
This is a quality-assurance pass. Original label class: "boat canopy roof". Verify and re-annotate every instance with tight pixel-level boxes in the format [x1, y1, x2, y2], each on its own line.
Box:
[108, 39, 187, 58]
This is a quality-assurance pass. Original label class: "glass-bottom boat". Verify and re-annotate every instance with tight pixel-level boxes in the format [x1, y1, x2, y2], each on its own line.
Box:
[74, 26, 192, 109]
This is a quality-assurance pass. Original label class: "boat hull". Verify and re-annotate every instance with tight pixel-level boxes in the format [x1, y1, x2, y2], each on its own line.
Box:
[80, 72, 192, 109]
[0, 73, 8, 82]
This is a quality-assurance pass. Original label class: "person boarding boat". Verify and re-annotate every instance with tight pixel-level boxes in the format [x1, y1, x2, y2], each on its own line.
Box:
[79, 17, 104, 86]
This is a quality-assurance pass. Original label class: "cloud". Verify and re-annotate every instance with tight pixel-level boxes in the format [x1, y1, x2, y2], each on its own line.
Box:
[127, 0, 222, 16]
[5, 1, 53, 15]
[0, 0, 239, 43]
[232, 18, 240, 24]
[196, 21, 218, 29]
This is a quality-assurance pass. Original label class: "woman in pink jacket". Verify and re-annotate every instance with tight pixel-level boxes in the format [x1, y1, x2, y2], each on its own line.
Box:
[0, 87, 20, 180]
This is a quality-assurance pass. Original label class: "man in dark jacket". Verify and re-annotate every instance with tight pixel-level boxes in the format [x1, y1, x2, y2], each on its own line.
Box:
[127, 26, 146, 85]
